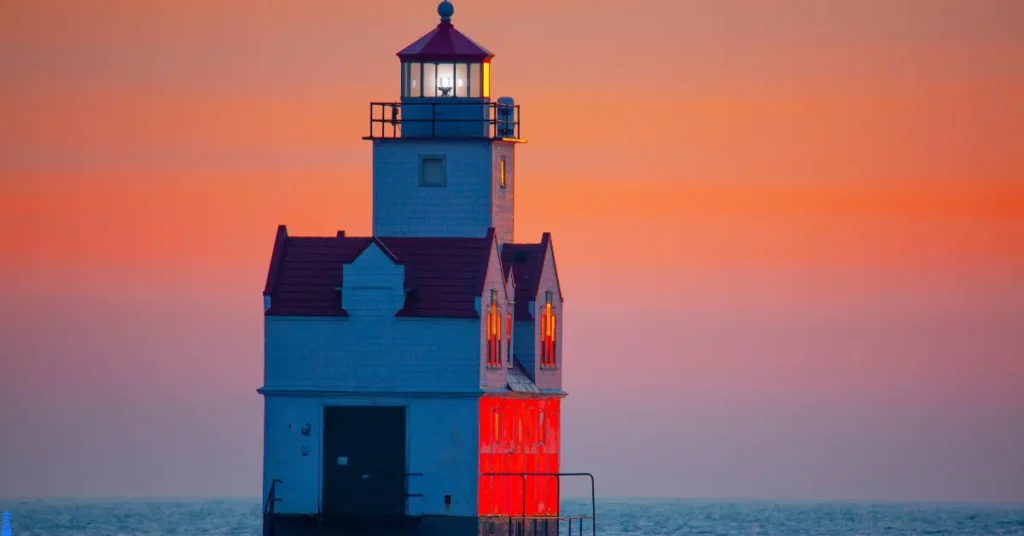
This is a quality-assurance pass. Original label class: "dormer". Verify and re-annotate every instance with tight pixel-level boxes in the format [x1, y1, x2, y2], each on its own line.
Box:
[501, 234, 563, 392]
[342, 240, 405, 316]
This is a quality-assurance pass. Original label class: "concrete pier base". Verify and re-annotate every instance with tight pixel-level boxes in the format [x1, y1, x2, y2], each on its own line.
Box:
[265, 515, 561, 536]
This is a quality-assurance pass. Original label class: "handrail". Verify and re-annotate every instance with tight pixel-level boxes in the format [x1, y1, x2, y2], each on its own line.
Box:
[263, 478, 282, 516]
[365, 101, 522, 140]
[262, 479, 282, 536]
[480, 472, 597, 536]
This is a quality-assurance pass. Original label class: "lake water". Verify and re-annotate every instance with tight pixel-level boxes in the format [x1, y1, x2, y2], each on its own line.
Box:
[1, 498, 1022, 535]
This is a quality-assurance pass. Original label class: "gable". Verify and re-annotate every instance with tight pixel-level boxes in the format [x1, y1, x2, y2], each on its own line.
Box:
[342, 241, 406, 314]
[499, 232, 561, 321]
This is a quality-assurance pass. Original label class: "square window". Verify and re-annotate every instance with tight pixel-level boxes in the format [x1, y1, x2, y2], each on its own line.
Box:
[419, 155, 446, 187]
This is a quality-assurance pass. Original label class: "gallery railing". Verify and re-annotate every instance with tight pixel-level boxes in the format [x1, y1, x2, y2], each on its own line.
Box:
[364, 101, 522, 140]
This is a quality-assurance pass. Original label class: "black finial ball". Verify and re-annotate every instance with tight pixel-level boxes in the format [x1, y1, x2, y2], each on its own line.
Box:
[438, 0, 454, 22]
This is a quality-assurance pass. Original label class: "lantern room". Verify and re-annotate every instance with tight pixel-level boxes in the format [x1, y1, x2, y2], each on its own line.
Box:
[397, 0, 493, 99]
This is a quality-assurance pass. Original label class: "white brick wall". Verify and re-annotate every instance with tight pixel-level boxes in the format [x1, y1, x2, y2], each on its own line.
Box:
[262, 394, 479, 516]
[264, 316, 481, 392]
[490, 141, 515, 245]
[373, 140, 492, 238]
[371, 139, 517, 242]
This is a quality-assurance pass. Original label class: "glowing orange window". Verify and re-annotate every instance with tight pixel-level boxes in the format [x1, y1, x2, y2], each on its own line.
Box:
[540, 291, 556, 368]
[487, 290, 502, 367]
[505, 312, 513, 368]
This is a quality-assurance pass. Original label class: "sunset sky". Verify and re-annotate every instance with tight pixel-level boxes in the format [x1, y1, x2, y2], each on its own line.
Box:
[1, 0, 1022, 502]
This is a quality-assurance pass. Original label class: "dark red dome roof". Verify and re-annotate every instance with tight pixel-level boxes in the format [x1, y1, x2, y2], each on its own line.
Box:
[396, 2, 493, 62]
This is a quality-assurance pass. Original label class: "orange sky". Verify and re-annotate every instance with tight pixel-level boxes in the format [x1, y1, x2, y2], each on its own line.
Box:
[1, 0, 1023, 501]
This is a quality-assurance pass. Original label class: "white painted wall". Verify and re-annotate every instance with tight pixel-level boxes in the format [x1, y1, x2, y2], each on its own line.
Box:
[262, 394, 480, 516]
[373, 139, 492, 238]
[371, 139, 516, 242]
[264, 316, 481, 392]
[490, 141, 515, 245]
[342, 242, 406, 314]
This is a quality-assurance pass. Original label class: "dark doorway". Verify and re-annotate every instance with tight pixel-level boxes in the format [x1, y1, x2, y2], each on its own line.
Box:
[322, 405, 407, 517]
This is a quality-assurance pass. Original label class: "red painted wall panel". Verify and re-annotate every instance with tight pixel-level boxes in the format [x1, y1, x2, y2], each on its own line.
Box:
[478, 395, 560, 517]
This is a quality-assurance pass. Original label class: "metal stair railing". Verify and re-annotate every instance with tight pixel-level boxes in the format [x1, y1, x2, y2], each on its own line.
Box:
[263, 478, 282, 536]
[480, 472, 597, 536]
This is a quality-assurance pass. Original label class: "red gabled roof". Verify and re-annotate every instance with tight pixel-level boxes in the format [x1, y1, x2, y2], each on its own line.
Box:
[262, 226, 372, 316]
[262, 226, 495, 318]
[397, 21, 493, 62]
[384, 229, 494, 319]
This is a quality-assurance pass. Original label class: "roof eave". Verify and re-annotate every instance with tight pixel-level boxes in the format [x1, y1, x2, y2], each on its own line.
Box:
[396, 52, 494, 62]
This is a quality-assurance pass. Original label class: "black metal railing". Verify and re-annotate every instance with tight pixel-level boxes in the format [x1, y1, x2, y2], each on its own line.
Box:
[480, 472, 597, 536]
[365, 101, 522, 140]
[405, 472, 424, 514]
[262, 478, 282, 536]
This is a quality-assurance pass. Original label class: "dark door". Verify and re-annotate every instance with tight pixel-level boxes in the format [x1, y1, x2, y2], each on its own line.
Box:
[322, 406, 407, 517]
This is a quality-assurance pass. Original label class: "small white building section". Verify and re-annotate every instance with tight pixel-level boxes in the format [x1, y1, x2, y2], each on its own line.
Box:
[259, 2, 577, 535]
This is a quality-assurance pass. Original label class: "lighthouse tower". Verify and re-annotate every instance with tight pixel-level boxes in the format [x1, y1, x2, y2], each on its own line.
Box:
[260, 3, 589, 535]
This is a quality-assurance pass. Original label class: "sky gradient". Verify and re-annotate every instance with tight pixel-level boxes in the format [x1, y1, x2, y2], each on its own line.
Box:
[1, 0, 1023, 502]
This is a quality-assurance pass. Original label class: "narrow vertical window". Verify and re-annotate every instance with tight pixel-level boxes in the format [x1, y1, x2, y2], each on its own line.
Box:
[492, 408, 500, 444]
[540, 290, 557, 368]
[487, 290, 502, 367]
[506, 311, 513, 368]
[499, 156, 507, 189]
[538, 411, 546, 444]
[482, 61, 490, 98]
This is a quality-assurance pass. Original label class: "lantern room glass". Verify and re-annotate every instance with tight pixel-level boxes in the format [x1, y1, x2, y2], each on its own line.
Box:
[406, 62, 421, 97]
[468, 63, 480, 97]
[402, 61, 487, 98]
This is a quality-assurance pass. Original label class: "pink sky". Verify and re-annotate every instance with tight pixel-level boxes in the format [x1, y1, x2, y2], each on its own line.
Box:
[1, 0, 1022, 501]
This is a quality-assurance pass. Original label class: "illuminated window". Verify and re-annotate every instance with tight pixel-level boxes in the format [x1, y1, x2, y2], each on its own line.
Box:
[405, 62, 421, 98]
[455, 63, 468, 98]
[469, 63, 481, 98]
[419, 155, 446, 187]
[482, 61, 490, 98]
[492, 408, 500, 444]
[499, 156, 507, 189]
[406, 62, 479, 98]
[423, 63, 437, 97]
[540, 291, 557, 368]
[538, 412, 546, 444]
[506, 311, 513, 368]
[486, 290, 502, 367]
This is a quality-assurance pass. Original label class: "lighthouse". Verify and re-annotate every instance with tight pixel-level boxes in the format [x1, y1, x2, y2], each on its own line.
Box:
[259, 2, 592, 535]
